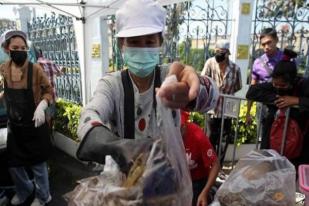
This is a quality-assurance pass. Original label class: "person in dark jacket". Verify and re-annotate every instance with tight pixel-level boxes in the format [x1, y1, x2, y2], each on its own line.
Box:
[246, 49, 309, 166]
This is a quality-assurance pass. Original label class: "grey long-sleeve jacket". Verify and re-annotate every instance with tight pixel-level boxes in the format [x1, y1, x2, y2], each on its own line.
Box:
[78, 65, 219, 140]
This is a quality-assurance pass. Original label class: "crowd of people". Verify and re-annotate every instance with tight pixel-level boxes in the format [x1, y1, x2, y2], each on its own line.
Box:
[0, 0, 308, 205]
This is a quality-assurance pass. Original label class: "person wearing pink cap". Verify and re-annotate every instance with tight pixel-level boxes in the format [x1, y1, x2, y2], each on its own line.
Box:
[0, 30, 52, 206]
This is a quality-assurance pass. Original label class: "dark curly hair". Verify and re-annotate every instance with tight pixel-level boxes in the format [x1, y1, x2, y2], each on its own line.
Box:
[271, 49, 297, 84]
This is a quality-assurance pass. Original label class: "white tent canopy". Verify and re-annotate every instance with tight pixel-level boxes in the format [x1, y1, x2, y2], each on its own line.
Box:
[1, 0, 120, 20]
[0, 0, 186, 26]
[0, 0, 187, 105]
[0, 0, 184, 19]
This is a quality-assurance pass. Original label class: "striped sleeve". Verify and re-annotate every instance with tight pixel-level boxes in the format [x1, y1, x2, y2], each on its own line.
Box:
[194, 75, 219, 113]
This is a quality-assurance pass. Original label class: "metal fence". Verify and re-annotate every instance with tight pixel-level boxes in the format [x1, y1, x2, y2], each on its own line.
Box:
[27, 13, 82, 104]
[0, 19, 17, 35]
[209, 94, 298, 167]
[250, 0, 309, 79]
[106, 0, 308, 76]
[106, 0, 233, 72]
[163, 0, 233, 71]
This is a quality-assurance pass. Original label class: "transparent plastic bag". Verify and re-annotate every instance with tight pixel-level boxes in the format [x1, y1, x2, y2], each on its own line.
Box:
[65, 88, 192, 206]
[211, 149, 296, 206]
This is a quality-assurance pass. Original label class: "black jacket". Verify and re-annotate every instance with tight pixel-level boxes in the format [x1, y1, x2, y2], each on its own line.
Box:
[246, 77, 309, 130]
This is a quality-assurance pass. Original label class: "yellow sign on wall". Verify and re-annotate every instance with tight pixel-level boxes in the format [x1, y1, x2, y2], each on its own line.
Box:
[237, 45, 249, 59]
[241, 3, 251, 15]
[92, 43, 101, 58]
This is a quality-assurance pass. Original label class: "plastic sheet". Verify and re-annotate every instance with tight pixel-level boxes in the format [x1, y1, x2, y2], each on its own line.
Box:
[211, 149, 296, 206]
[65, 90, 192, 206]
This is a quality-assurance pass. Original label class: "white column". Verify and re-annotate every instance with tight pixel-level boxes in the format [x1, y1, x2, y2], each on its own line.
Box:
[17, 6, 32, 33]
[229, 0, 254, 97]
[73, 19, 87, 105]
[100, 16, 109, 76]
[82, 16, 104, 104]
[76, 15, 109, 105]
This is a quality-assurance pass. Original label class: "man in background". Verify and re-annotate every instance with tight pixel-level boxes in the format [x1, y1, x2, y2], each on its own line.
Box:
[36, 48, 62, 129]
[201, 39, 242, 164]
[246, 28, 283, 149]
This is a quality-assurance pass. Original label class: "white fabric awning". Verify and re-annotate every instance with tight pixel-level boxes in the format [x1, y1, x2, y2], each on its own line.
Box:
[0, 0, 189, 105]
[0, 0, 188, 19]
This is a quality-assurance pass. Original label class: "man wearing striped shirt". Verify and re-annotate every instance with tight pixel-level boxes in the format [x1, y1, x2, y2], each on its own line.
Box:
[36, 49, 62, 128]
[201, 39, 242, 163]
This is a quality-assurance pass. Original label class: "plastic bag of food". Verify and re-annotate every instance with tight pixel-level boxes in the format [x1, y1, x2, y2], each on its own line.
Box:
[64, 94, 192, 206]
[211, 149, 296, 206]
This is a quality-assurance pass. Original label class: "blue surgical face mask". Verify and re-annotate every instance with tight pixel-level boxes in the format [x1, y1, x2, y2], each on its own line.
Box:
[124, 47, 160, 78]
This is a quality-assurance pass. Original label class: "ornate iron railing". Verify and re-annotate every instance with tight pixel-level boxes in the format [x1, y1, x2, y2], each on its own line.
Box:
[27, 13, 82, 104]
[107, 0, 232, 72]
[107, 0, 308, 79]
[0, 19, 17, 35]
[163, 0, 233, 71]
[251, 0, 309, 79]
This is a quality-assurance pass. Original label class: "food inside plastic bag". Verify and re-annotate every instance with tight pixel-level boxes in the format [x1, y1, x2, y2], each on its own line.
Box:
[65, 94, 192, 206]
[65, 139, 181, 206]
[211, 149, 296, 206]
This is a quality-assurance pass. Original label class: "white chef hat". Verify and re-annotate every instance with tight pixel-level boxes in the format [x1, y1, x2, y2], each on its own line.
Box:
[115, 0, 166, 38]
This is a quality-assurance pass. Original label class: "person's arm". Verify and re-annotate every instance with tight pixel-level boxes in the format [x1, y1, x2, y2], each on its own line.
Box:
[246, 58, 261, 124]
[51, 62, 62, 76]
[76, 74, 153, 173]
[32, 64, 53, 127]
[197, 160, 220, 206]
[77, 75, 116, 141]
[246, 79, 257, 124]
[0, 64, 5, 101]
[197, 129, 220, 206]
[156, 61, 219, 113]
[192, 124, 220, 206]
[37, 64, 53, 104]
[201, 59, 211, 76]
[234, 65, 242, 92]
[246, 82, 276, 103]
[274, 78, 309, 110]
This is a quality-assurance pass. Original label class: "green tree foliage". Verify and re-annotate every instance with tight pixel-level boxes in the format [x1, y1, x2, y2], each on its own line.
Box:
[188, 102, 258, 146]
[232, 102, 257, 145]
[189, 112, 206, 129]
[178, 41, 206, 72]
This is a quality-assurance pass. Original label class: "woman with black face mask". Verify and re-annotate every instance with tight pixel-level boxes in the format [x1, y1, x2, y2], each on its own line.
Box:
[0, 30, 53, 206]
[246, 49, 309, 167]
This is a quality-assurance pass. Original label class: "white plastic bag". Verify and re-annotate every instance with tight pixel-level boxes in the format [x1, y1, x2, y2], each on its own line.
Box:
[65, 76, 192, 205]
[153, 88, 193, 206]
[211, 149, 296, 206]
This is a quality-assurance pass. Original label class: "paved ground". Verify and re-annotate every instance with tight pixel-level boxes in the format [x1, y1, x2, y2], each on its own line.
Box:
[0, 147, 98, 206]
[48, 147, 98, 206]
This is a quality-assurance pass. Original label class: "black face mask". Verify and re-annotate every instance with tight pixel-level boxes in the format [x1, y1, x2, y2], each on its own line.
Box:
[275, 88, 292, 96]
[10, 50, 28, 66]
[215, 52, 226, 63]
